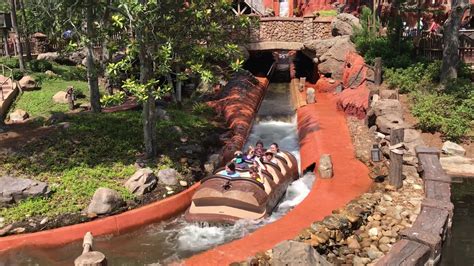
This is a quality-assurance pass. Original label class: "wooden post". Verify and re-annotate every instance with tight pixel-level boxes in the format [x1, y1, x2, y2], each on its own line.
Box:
[74, 232, 107, 266]
[388, 128, 404, 189]
[374, 57, 382, 86]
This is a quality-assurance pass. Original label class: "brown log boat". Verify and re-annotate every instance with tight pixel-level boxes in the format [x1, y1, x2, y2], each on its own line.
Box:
[184, 151, 299, 224]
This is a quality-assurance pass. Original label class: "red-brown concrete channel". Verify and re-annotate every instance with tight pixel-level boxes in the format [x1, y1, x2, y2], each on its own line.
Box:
[0, 69, 371, 265]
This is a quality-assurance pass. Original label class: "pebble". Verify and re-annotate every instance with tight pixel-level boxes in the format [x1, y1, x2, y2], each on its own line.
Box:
[379, 236, 390, 244]
[373, 214, 382, 221]
[0, 224, 13, 236]
[165, 186, 173, 191]
[383, 194, 393, 201]
[379, 243, 391, 252]
[413, 184, 423, 190]
[40, 217, 49, 225]
[347, 237, 361, 249]
[11, 227, 26, 234]
[367, 249, 383, 260]
[0, 217, 4, 223]
[353, 256, 371, 265]
[179, 180, 188, 187]
[368, 227, 378, 237]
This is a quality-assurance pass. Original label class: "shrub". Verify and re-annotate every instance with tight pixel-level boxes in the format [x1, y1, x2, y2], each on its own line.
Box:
[0, 57, 20, 68]
[54, 65, 87, 81]
[384, 61, 440, 93]
[100, 91, 126, 107]
[29, 59, 53, 72]
[191, 102, 214, 115]
[12, 69, 24, 80]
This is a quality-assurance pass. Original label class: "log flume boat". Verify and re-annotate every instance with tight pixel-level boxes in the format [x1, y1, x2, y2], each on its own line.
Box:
[185, 151, 299, 224]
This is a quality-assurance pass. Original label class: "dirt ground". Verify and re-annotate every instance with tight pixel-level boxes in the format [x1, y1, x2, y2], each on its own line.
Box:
[399, 94, 473, 158]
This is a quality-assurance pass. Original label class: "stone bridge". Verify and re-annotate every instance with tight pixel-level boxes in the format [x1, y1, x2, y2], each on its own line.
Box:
[247, 16, 333, 51]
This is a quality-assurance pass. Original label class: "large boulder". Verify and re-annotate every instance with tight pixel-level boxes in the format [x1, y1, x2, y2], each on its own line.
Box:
[157, 168, 180, 186]
[303, 36, 356, 80]
[272, 240, 332, 266]
[442, 141, 466, 156]
[68, 49, 87, 65]
[0, 176, 50, 206]
[331, 13, 361, 36]
[52, 91, 68, 104]
[86, 188, 124, 215]
[124, 168, 157, 196]
[376, 113, 407, 134]
[36, 52, 59, 61]
[440, 156, 474, 176]
[9, 109, 29, 122]
[19, 75, 38, 91]
[372, 99, 403, 117]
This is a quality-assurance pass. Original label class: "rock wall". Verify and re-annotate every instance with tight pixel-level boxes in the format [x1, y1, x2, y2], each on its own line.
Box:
[249, 17, 332, 44]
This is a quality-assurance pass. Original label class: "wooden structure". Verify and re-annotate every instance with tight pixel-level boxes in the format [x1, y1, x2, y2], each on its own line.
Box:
[417, 30, 474, 64]
[388, 128, 404, 189]
[376, 147, 453, 266]
[74, 232, 107, 266]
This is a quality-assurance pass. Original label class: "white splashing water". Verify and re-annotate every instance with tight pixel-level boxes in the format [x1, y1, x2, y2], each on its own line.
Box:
[175, 172, 315, 252]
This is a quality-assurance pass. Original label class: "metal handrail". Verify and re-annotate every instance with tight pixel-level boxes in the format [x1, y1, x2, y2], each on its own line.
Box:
[0, 64, 14, 101]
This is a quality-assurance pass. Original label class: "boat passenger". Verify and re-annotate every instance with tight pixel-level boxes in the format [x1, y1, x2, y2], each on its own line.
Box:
[264, 150, 279, 165]
[249, 166, 263, 183]
[270, 143, 283, 156]
[244, 146, 255, 162]
[256, 140, 265, 150]
[232, 150, 249, 169]
[255, 147, 264, 159]
[218, 162, 240, 178]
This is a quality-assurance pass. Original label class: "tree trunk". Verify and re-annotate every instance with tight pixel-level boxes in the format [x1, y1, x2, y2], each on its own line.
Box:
[100, 0, 112, 65]
[138, 0, 157, 159]
[18, 0, 31, 61]
[86, 0, 101, 113]
[10, 0, 25, 72]
[175, 66, 182, 107]
[440, 0, 469, 82]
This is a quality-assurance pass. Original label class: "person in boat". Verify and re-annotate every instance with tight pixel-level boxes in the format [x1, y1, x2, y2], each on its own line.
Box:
[263, 150, 279, 165]
[232, 150, 249, 169]
[244, 146, 255, 162]
[269, 142, 284, 156]
[217, 162, 240, 178]
[256, 140, 265, 150]
[249, 166, 263, 183]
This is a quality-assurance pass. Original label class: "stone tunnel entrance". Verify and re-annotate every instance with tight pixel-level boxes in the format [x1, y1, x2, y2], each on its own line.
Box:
[244, 50, 317, 83]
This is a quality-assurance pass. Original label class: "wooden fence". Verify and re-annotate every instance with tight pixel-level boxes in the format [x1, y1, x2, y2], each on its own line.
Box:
[417, 30, 474, 64]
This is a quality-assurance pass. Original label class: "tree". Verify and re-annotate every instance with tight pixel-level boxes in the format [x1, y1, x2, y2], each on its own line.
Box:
[85, 0, 101, 112]
[18, 0, 32, 61]
[440, 0, 470, 82]
[10, 0, 25, 72]
[111, 0, 250, 158]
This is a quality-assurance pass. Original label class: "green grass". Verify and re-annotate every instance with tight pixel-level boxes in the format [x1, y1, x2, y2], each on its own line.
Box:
[12, 79, 89, 118]
[0, 107, 218, 223]
[316, 10, 337, 17]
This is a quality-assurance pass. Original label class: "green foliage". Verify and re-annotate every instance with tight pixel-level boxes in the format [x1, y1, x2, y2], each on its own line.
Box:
[385, 61, 441, 93]
[352, 7, 414, 68]
[12, 69, 24, 81]
[0, 106, 217, 223]
[314, 10, 337, 17]
[52, 64, 87, 81]
[0, 57, 20, 68]
[100, 91, 126, 107]
[386, 61, 473, 140]
[29, 59, 53, 72]
[192, 102, 214, 115]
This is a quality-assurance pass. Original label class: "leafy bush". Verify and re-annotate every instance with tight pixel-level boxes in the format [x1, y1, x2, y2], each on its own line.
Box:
[100, 91, 126, 107]
[384, 61, 440, 93]
[0, 57, 19, 68]
[12, 69, 24, 80]
[29, 59, 53, 72]
[191, 102, 214, 115]
[410, 83, 474, 141]
[53, 64, 87, 81]
[352, 7, 415, 68]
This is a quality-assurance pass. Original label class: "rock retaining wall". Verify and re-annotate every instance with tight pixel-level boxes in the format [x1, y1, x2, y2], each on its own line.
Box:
[249, 17, 332, 45]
